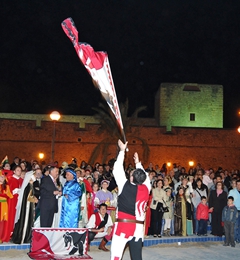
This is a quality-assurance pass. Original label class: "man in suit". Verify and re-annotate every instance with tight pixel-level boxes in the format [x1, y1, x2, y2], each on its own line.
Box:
[39, 166, 61, 227]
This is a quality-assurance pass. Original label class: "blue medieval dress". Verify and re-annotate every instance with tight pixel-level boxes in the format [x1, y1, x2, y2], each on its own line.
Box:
[60, 179, 82, 228]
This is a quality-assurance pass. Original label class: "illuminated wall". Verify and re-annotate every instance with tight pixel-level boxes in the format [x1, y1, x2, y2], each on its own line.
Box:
[0, 113, 239, 170]
[156, 83, 223, 131]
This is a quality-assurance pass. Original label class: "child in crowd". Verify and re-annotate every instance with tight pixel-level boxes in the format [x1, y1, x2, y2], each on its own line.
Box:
[163, 187, 174, 236]
[222, 196, 238, 247]
[174, 186, 187, 236]
[86, 191, 93, 220]
[196, 196, 209, 236]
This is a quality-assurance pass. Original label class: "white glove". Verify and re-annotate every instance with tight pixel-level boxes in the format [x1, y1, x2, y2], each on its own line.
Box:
[12, 188, 20, 195]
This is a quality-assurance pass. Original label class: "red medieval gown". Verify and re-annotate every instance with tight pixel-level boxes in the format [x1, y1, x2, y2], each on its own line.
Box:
[145, 192, 152, 236]
[0, 183, 13, 242]
[2, 175, 23, 242]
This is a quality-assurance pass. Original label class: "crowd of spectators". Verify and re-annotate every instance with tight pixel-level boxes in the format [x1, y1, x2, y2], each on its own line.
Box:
[0, 157, 240, 248]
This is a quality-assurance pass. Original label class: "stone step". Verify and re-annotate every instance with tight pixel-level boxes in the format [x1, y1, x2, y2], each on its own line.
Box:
[0, 233, 224, 251]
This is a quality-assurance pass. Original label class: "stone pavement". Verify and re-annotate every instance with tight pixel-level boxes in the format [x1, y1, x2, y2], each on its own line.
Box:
[1, 242, 240, 260]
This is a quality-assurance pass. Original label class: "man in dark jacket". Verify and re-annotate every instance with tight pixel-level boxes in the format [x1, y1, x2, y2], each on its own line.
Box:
[39, 166, 61, 227]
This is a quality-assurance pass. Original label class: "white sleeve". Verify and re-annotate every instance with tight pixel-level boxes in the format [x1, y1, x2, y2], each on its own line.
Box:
[106, 214, 113, 228]
[113, 150, 127, 193]
[81, 193, 87, 208]
[187, 182, 194, 193]
[86, 214, 96, 229]
[94, 197, 100, 206]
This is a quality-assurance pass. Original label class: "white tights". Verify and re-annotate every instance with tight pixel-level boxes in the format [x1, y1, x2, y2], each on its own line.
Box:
[164, 219, 171, 230]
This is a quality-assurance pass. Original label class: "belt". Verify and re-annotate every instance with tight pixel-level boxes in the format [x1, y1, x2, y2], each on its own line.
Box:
[116, 218, 144, 224]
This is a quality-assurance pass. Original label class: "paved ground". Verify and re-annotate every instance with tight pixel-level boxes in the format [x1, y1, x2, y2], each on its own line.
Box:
[0, 242, 240, 260]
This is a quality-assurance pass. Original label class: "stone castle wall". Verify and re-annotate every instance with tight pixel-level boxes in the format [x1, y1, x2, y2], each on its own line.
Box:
[0, 117, 239, 171]
[158, 83, 223, 131]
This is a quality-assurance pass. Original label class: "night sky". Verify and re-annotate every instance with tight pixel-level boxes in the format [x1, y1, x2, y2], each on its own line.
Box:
[1, 1, 240, 128]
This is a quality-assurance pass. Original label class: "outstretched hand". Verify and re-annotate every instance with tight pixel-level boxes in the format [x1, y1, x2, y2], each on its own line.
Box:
[118, 139, 128, 151]
[133, 152, 140, 164]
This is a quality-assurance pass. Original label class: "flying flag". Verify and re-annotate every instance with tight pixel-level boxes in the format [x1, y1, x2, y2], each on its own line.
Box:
[61, 17, 124, 132]
[0, 155, 8, 167]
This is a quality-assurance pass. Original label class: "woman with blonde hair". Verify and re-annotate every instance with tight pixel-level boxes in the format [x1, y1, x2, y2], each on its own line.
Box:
[163, 176, 173, 190]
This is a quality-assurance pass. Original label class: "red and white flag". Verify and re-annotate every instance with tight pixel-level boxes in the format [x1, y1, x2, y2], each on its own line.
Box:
[61, 17, 124, 130]
[28, 228, 91, 259]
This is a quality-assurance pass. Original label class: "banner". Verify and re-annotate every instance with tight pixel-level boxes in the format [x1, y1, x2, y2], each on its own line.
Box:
[0, 155, 8, 167]
[61, 17, 124, 130]
[28, 228, 92, 259]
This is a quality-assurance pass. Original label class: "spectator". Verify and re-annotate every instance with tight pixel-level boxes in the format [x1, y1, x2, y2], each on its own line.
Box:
[95, 180, 113, 209]
[222, 196, 238, 247]
[150, 179, 165, 237]
[228, 178, 237, 192]
[196, 196, 209, 236]
[182, 176, 194, 236]
[0, 171, 13, 243]
[209, 175, 228, 194]
[76, 167, 88, 228]
[174, 186, 187, 236]
[3, 166, 23, 242]
[209, 181, 228, 236]
[192, 178, 208, 234]
[11, 171, 36, 244]
[202, 170, 213, 189]
[92, 170, 100, 185]
[91, 183, 99, 213]
[10, 157, 20, 170]
[228, 179, 240, 243]
[163, 187, 174, 236]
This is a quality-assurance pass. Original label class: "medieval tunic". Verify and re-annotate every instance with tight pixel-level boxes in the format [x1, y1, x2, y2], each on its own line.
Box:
[60, 178, 82, 228]
[0, 182, 13, 242]
[2, 174, 22, 242]
[174, 194, 187, 236]
[78, 179, 88, 228]
[95, 189, 113, 206]
[86, 212, 113, 239]
[11, 182, 35, 244]
[110, 150, 151, 260]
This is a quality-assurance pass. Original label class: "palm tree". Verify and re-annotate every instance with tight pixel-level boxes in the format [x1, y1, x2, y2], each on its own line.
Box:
[88, 99, 150, 165]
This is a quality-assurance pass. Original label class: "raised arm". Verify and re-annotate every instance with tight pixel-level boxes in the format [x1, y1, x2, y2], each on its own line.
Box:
[112, 140, 128, 192]
[133, 152, 151, 193]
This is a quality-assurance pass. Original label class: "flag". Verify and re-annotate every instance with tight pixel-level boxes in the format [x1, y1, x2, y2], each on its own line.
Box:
[28, 228, 91, 259]
[1, 155, 8, 167]
[61, 17, 124, 130]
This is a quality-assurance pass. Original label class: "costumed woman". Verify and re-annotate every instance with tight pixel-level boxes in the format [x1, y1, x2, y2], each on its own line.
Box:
[60, 168, 82, 228]
[76, 167, 88, 228]
[11, 171, 36, 244]
[95, 180, 113, 214]
[0, 170, 13, 243]
[3, 166, 23, 242]
[174, 186, 187, 236]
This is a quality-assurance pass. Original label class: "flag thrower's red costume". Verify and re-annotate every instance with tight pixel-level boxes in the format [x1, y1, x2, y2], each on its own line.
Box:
[110, 149, 151, 260]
